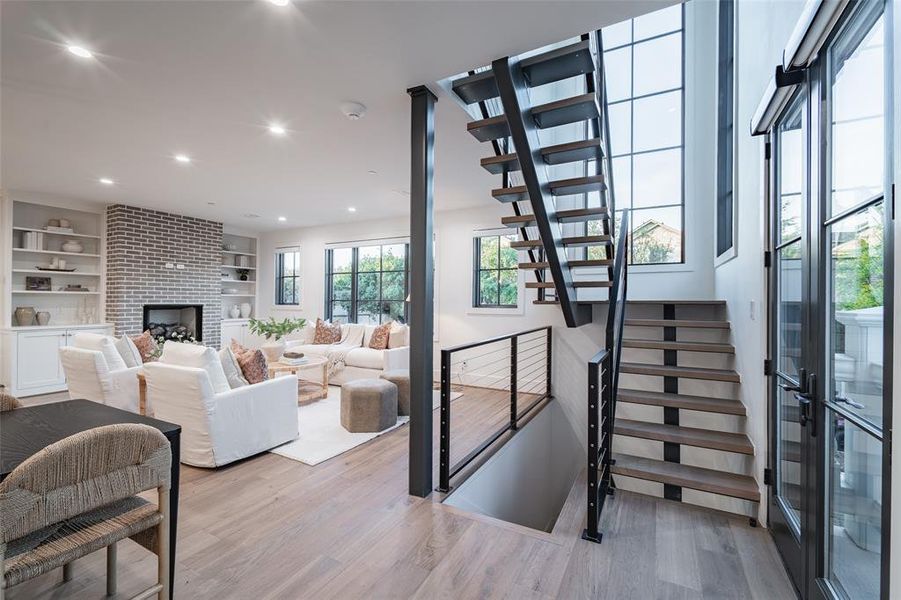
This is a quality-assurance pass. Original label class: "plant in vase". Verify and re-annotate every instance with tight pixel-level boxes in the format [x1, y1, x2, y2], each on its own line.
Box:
[248, 317, 306, 363]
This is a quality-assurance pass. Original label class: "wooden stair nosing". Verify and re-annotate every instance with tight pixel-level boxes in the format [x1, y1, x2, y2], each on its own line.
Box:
[620, 362, 741, 383]
[612, 453, 760, 502]
[480, 138, 604, 174]
[617, 389, 746, 416]
[624, 319, 731, 329]
[502, 207, 608, 228]
[525, 280, 612, 289]
[510, 234, 611, 249]
[614, 419, 754, 455]
[492, 175, 605, 203]
[622, 339, 735, 354]
[518, 258, 613, 269]
[467, 93, 598, 142]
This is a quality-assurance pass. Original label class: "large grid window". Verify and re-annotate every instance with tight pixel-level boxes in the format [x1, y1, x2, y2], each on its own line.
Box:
[274, 247, 300, 306]
[716, 0, 735, 259]
[473, 233, 519, 308]
[326, 243, 408, 324]
[601, 4, 684, 264]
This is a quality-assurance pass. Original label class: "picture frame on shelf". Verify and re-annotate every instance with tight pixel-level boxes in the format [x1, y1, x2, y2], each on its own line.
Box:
[25, 276, 51, 291]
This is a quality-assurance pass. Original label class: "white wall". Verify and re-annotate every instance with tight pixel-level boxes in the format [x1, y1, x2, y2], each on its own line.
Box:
[716, 0, 808, 525]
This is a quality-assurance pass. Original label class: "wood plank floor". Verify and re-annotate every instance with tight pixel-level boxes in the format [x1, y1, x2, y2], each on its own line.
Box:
[10, 389, 794, 599]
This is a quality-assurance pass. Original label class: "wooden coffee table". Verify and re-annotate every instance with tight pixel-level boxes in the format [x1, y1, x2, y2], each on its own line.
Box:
[268, 355, 329, 402]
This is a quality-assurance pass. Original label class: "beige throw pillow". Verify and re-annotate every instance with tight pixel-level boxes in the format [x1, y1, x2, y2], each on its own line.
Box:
[313, 318, 342, 345]
[368, 321, 392, 350]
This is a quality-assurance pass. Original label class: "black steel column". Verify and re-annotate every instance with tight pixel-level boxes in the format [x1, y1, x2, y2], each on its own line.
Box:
[408, 85, 436, 497]
[662, 303, 681, 501]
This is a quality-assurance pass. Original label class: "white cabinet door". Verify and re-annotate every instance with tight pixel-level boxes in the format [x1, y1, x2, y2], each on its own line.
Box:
[17, 330, 66, 391]
[221, 322, 245, 348]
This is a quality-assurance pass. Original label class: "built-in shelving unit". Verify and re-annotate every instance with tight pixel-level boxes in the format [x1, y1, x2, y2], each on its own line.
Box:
[220, 232, 257, 320]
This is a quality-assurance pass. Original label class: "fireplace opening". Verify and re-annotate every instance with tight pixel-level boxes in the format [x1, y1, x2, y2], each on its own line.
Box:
[143, 304, 203, 342]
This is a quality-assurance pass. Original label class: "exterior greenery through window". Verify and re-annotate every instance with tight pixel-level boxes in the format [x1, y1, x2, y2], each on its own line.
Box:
[326, 243, 408, 324]
[473, 234, 519, 308]
[274, 247, 300, 306]
[600, 4, 684, 264]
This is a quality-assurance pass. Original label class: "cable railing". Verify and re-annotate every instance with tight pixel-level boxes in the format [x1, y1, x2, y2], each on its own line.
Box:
[582, 209, 629, 544]
[438, 326, 552, 493]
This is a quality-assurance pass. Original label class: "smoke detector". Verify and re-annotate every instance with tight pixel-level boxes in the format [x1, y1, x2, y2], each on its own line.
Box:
[340, 101, 367, 120]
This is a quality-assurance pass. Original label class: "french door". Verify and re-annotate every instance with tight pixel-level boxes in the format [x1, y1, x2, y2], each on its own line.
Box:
[768, 2, 893, 599]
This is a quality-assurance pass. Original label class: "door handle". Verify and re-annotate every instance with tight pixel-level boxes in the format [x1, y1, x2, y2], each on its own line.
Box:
[794, 373, 816, 437]
[779, 368, 806, 393]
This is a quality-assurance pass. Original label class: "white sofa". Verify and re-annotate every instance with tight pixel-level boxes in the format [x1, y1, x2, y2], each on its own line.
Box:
[284, 322, 409, 385]
[143, 343, 298, 468]
[60, 333, 142, 413]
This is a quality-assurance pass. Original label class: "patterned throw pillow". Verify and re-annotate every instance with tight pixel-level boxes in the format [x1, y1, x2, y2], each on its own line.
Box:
[368, 321, 392, 350]
[230, 339, 269, 384]
[131, 331, 160, 363]
[313, 319, 342, 345]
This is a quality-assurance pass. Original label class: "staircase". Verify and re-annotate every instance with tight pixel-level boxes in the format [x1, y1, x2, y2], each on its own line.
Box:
[449, 32, 757, 541]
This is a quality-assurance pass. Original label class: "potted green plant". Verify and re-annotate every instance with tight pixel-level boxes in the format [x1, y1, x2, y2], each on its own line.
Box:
[248, 317, 307, 362]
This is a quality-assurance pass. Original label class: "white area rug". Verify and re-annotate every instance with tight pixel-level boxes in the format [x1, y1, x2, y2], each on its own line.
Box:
[270, 385, 460, 466]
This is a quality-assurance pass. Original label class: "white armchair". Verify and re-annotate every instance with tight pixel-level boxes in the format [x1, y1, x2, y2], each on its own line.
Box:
[143, 362, 298, 468]
[59, 346, 142, 413]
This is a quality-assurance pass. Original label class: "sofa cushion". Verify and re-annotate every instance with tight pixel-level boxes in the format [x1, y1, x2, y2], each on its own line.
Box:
[388, 323, 409, 349]
[219, 347, 248, 389]
[368, 322, 392, 350]
[130, 331, 159, 363]
[115, 335, 142, 368]
[160, 342, 230, 394]
[313, 319, 342, 344]
[71, 333, 128, 372]
[283, 343, 330, 357]
[344, 348, 385, 370]
[340, 323, 365, 346]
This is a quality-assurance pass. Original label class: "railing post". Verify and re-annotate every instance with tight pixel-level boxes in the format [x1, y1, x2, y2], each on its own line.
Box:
[582, 357, 602, 543]
[438, 349, 452, 493]
[510, 337, 518, 430]
[545, 327, 552, 397]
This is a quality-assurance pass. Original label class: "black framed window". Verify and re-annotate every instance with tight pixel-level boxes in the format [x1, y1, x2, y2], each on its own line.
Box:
[326, 242, 408, 324]
[473, 233, 519, 308]
[274, 247, 300, 306]
[716, 0, 735, 259]
[601, 4, 684, 265]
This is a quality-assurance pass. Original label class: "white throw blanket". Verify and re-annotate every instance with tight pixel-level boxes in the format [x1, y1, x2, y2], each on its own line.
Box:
[326, 344, 354, 376]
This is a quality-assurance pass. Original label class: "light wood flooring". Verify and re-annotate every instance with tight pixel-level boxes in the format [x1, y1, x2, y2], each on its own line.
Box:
[10, 388, 795, 599]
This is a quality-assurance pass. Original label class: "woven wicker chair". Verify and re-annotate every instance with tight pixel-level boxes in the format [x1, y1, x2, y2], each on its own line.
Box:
[0, 424, 172, 599]
[0, 388, 21, 412]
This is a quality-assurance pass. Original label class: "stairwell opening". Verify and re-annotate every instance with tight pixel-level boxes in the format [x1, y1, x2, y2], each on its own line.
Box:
[443, 401, 582, 533]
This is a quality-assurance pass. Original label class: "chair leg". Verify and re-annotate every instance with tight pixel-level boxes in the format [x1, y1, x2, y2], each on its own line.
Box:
[158, 486, 170, 600]
[107, 542, 118, 596]
[62, 562, 74, 582]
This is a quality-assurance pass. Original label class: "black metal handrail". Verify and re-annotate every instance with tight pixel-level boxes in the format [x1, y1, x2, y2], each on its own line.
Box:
[438, 326, 552, 493]
[583, 209, 629, 543]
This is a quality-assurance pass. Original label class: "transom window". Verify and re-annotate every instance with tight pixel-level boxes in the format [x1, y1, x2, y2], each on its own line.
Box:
[274, 247, 300, 306]
[473, 233, 519, 308]
[601, 4, 684, 264]
[326, 242, 408, 324]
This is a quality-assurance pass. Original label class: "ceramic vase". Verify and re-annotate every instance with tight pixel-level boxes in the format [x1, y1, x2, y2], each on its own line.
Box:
[36, 311, 51, 326]
[240, 303, 252, 318]
[229, 305, 241, 319]
[261, 339, 286, 363]
[14, 306, 36, 326]
[61, 240, 84, 253]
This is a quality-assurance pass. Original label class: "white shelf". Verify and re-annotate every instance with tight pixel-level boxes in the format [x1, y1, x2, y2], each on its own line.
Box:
[222, 293, 255, 297]
[222, 250, 256, 257]
[13, 226, 100, 240]
[221, 279, 256, 284]
[13, 269, 101, 276]
[3, 323, 113, 332]
[13, 248, 101, 258]
[12, 290, 100, 295]
[221, 265, 257, 270]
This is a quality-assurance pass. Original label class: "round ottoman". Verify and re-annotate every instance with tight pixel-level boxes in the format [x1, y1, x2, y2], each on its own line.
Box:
[341, 379, 398, 433]
[380, 369, 410, 416]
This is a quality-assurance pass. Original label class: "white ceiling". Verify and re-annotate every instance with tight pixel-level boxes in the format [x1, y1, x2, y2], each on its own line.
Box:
[1, 0, 676, 231]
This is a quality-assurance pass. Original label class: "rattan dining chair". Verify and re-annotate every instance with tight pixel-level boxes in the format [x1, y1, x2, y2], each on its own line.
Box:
[0, 423, 172, 599]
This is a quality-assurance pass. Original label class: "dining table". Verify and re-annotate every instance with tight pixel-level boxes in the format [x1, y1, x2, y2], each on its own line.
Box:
[1, 399, 181, 598]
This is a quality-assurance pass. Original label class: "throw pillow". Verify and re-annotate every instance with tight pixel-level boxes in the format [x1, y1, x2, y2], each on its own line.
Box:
[71, 333, 128, 371]
[234, 348, 269, 384]
[313, 318, 341, 345]
[131, 331, 160, 363]
[219, 347, 249, 389]
[368, 321, 392, 350]
[115, 335, 142, 368]
[388, 323, 408, 349]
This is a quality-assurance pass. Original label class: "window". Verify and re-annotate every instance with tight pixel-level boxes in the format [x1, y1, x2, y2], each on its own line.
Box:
[325, 242, 408, 324]
[716, 0, 735, 260]
[602, 4, 684, 264]
[274, 247, 300, 306]
[473, 233, 519, 308]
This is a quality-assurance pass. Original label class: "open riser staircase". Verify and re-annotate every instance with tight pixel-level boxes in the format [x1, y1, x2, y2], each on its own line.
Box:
[450, 30, 758, 542]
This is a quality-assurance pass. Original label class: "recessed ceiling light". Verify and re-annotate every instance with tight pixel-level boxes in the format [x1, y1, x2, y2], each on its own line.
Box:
[367, 170, 377, 175]
[174, 154, 191, 164]
[278, 216, 287, 222]
[347, 207, 357, 213]
[268, 123, 287, 136]
[66, 45, 93, 59]
[207, 201, 216, 206]
[268, 0, 290, 6]
[340, 101, 367, 120]
[98, 177, 114, 186]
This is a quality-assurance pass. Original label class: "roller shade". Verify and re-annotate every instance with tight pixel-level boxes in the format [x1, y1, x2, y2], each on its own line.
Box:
[749, 66, 804, 136]
[783, 0, 851, 70]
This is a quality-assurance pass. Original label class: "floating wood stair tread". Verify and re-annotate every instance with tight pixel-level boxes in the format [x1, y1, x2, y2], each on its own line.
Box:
[526, 280, 612, 289]
[620, 362, 741, 383]
[492, 175, 606, 203]
[468, 93, 599, 142]
[502, 207, 608, 228]
[612, 454, 760, 502]
[510, 234, 611, 249]
[617, 389, 746, 416]
[481, 139, 604, 174]
[625, 319, 731, 329]
[614, 419, 754, 454]
[519, 258, 613, 269]
[452, 40, 594, 104]
[622, 339, 734, 354]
